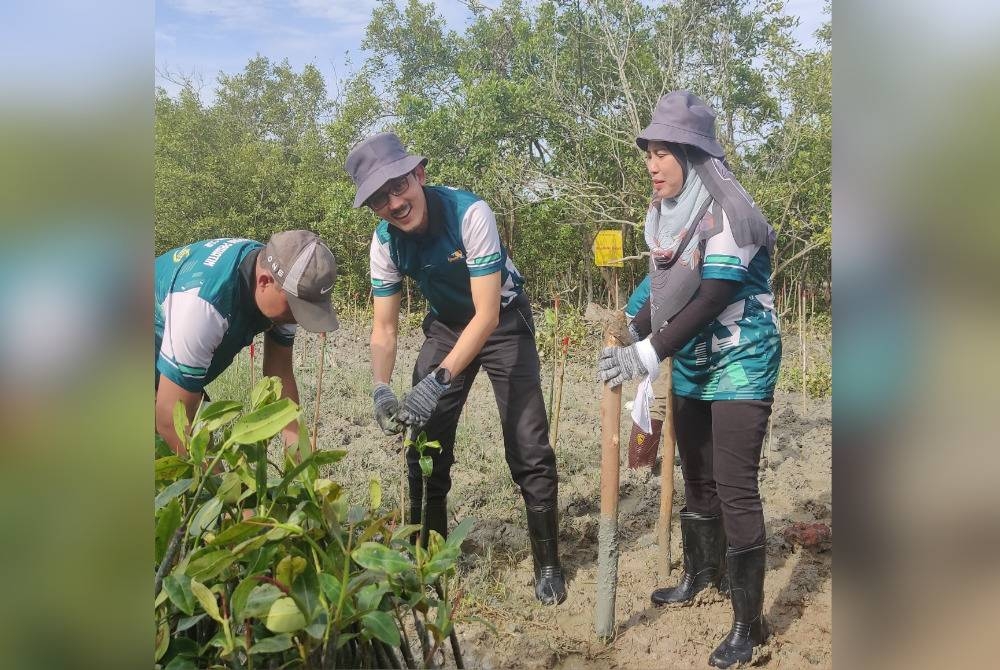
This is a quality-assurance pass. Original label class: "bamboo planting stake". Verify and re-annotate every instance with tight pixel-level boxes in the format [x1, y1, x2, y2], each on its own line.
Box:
[800, 285, 807, 413]
[595, 311, 627, 639]
[310, 332, 327, 453]
[656, 358, 676, 583]
[551, 336, 569, 449]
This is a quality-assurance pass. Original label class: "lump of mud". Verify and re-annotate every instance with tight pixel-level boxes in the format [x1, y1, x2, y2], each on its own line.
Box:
[462, 517, 528, 555]
[782, 521, 832, 551]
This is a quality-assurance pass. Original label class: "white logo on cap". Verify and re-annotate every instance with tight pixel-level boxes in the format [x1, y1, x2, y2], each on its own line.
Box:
[320, 284, 334, 294]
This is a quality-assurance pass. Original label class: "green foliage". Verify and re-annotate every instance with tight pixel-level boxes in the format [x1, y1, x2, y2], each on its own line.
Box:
[154, 377, 471, 668]
[155, 1, 831, 317]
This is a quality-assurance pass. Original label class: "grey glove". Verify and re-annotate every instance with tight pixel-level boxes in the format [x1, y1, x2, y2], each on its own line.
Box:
[597, 340, 659, 388]
[372, 383, 402, 435]
[395, 372, 451, 429]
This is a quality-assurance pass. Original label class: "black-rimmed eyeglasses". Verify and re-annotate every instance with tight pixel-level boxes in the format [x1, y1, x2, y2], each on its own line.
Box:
[366, 173, 413, 210]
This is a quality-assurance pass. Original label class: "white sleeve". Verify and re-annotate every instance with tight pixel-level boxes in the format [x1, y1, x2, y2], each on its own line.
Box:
[157, 288, 227, 389]
[461, 200, 504, 276]
[702, 210, 758, 282]
[369, 230, 402, 296]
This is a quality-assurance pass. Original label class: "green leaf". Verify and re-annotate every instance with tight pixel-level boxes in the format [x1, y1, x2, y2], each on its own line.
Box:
[351, 542, 412, 576]
[313, 449, 347, 467]
[164, 655, 198, 670]
[172, 400, 189, 446]
[187, 549, 236, 582]
[155, 456, 191, 482]
[249, 633, 294, 654]
[217, 472, 243, 504]
[268, 449, 346, 504]
[189, 497, 223, 536]
[445, 517, 474, 549]
[175, 613, 207, 633]
[362, 611, 400, 647]
[155, 499, 182, 565]
[229, 398, 299, 446]
[265, 597, 306, 633]
[190, 579, 223, 623]
[290, 568, 322, 623]
[189, 428, 209, 464]
[276, 555, 306, 587]
[418, 454, 433, 477]
[209, 518, 265, 547]
[368, 478, 382, 510]
[230, 575, 260, 622]
[196, 400, 243, 431]
[163, 573, 196, 616]
[318, 573, 342, 604]
[242, 583, 283, 619]
[155, 618, 170, 661]
[357, 583, 387, 613]
[155, 478, 193, 512]
[391, 524, 423, 545]
[304, 610, 328, 640]
[249, 376, 279, 410]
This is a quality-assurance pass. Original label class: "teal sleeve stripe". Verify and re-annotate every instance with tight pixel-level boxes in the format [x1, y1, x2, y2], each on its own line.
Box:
[468, 264, 502, 278]
[704, 254, 743, 266]
[372, 283, 402, 297]
[174, 361, 208, 377]
[469, 252, 502, 266]
[156, 359, 205, 392]
[702, 265, 747, 281]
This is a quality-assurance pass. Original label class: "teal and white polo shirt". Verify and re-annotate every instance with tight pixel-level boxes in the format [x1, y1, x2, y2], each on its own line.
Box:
[672, 210, 782, 400]
[369, 186, 524, 325]
[154, 238, 295, 392]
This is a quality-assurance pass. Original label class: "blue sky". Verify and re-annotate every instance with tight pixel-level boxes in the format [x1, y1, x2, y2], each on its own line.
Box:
[155, 0, 831, 99]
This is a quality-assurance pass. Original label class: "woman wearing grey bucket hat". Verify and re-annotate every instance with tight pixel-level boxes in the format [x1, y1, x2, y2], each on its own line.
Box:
[597, 90, 782, 668]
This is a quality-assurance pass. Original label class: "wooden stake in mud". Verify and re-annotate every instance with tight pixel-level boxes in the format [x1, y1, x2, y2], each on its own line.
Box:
[310, 332, 328, 454]
[595, 311, 628, 639]
[656, 358, 676, 582]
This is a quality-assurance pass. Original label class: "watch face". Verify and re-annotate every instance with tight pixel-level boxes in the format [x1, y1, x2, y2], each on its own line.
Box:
[434, 367, 452, 385]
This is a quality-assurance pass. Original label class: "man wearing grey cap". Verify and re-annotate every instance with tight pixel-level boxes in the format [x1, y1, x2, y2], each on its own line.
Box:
[155, 230, 339, 457]
[345, 132, 566, 606]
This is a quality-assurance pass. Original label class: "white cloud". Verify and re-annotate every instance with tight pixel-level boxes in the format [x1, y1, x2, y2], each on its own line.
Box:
[289, 0, 378, 28]
[165, 0, 272, 30]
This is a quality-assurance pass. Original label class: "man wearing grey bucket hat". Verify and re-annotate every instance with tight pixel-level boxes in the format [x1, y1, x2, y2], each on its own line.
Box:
[346, 132, 566, 606]
[155, 230, 339, 457]
[597, 91, 781, 668]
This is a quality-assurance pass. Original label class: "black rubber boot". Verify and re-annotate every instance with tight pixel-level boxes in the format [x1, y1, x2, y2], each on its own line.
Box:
[650, 509, 726, 605]
[408, 496, 448, 546]
[525, 505, 567, 605]
[709, 543, 769, 668]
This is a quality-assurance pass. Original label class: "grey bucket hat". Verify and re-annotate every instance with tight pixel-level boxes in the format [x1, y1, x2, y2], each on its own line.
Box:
[636, 90, 725, 158]
[345, 132, 428, 208]
[262, 230, 340, 332]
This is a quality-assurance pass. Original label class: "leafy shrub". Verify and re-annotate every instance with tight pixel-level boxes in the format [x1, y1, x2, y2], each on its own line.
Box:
[154, 377, 471, 669]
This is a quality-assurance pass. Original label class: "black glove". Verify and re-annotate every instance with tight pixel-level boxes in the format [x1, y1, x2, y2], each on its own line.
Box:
[395, 371, 451, 429]
[372, 383, 402, 435]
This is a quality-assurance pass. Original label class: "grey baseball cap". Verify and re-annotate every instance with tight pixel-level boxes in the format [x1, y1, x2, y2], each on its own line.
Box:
[345, 132, 428, 208]
[636, 90, 725, 158]
[262, 230, 340, 332]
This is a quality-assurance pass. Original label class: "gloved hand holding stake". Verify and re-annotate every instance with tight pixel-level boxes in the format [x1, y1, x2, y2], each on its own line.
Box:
[597, 339, 661, 388]
[395, 370, 451, 428]
[372, 383, 403, 435]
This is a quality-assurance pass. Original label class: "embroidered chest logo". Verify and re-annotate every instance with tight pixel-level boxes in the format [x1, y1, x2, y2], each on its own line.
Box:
[447, 250, 464, 263]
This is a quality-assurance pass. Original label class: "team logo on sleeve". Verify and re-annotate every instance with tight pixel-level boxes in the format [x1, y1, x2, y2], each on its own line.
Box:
[172, 246, 191, 263]
[448, 250, 465, 263]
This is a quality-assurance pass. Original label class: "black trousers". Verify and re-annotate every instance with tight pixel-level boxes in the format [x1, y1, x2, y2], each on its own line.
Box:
[673, 396, 773, 549]
[407, 294, 558, 511]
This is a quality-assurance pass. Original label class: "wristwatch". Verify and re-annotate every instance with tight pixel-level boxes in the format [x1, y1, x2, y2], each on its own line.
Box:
[433, 367, 453, 386]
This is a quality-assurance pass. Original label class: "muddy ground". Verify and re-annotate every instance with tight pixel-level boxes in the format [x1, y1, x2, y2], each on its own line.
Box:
[280, 315, 831, 669]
